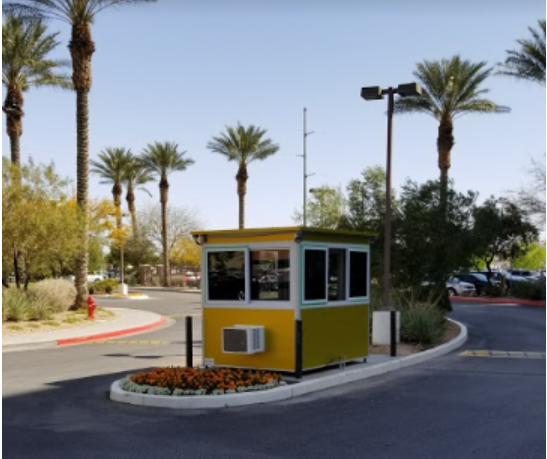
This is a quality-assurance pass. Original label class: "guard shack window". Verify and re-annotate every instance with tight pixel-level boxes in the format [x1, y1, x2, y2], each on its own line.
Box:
[349, 250, 368, 298]
[207, 251, 246, 301]
[251, 250, 290, 301]
[304, 249, 327, 302]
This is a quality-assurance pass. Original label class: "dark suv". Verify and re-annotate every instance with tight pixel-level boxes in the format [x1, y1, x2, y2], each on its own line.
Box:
[453, 272, 490, 296]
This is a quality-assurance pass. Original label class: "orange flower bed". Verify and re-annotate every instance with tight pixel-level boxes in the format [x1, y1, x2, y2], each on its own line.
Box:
[129, 366, 283, 395]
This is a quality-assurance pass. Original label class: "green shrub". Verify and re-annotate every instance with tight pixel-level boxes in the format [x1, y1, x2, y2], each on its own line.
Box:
[483, 284, 505, 298]
[512, 280, 546, 301]
[26, 297, 53, 321]
[125, 272, 138, 286]
[2, 289, 29, 322]
[31, 279, 76, 313]
[400, 301, 447, 346]
[92, 279, 119, 294]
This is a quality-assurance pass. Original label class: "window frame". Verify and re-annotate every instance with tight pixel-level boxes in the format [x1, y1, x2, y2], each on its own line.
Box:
[300, 243, 370, 308]
[205, 247, 250, 305]
[249, 247, 292, 304]
[301, 246, 329, 305]
[346, 248, 370, 302]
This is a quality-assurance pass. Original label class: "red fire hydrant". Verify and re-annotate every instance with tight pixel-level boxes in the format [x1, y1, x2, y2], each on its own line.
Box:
[87, 295, 98, 319]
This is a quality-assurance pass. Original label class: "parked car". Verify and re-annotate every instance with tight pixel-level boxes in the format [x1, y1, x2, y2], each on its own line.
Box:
[62, 272, 107, 283]
[447, 277, 476, 297]
[185, 273, 201, 287]
[453, 272, 490, 296]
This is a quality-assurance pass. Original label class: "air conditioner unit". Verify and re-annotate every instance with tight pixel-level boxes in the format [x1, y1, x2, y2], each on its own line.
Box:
[222, 326, 265, 354]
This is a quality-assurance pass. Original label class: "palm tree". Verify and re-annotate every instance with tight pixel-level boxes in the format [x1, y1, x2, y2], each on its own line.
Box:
[3, 0, 157, 309]
[394, 56, 509, 203]
[2, 15, 71, 167]
[140, 142, 195, 287]
[90, 147, 133, 231]
[207, 123, 280, 229]
[124, 158, 154, 235]
[498, 20, 546, 86]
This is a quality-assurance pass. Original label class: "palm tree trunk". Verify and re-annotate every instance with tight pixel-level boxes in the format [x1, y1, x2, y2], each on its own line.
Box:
[3, 86, 24, 167]
[8, 131, 21, 167]
[437, 117, 455, 210]
[112, 183, 122, 230]
[160, 178, 170, 287]
[236, 166, 248, 229]
[126, 187, 138, 235]
[73, 89, 90, 309]
[70, 22, 95, 310]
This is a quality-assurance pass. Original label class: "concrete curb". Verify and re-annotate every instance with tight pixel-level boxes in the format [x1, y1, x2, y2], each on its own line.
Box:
[2, 314, 167, 353]
[453, 296, 546, 307]
[58, 316, 166, 346]
[94, 294, 150, 301]
[132, 288, 201, 294]
[110, 318, 467, 410]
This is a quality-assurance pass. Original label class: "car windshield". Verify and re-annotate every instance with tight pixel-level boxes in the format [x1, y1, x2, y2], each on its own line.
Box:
[471, 273, 488, 282]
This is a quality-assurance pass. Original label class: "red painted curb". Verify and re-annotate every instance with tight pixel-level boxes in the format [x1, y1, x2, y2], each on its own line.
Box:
[452, 297, 546, 307]
[57, 316, 167, 346]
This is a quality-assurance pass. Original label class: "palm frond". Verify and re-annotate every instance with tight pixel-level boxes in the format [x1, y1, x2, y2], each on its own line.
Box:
[140, 141, 195, 178]
[498, 19, 546, 85]
[207, 122, 280, 166]
[90, 147, 133, 184]
[2, 14, 71, 93]
[3, 0, 158, 24]
[395, 55, 508, 120]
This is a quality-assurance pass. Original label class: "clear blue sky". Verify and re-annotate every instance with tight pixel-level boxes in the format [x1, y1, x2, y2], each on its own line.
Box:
[2, 0, 546, 230]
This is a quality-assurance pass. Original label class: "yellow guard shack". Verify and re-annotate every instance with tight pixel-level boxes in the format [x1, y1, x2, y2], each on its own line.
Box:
[191, 227, 373, 376]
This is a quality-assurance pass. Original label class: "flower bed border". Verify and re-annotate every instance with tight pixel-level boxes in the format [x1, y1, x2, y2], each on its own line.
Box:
[110, 318, 467, 410]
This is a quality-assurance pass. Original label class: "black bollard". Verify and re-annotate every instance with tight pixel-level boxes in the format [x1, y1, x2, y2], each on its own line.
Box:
[390, 310, 397, 357]
[186, 316, 193, 368]
[295, 319, 303, 379]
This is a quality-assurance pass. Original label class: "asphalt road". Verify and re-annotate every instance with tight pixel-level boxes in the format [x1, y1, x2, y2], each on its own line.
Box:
[3, 297, 545, 459]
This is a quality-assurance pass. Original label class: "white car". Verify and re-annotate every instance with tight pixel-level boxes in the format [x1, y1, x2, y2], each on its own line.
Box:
[62, 272, 106, 283]
[447, 277, 476, 297]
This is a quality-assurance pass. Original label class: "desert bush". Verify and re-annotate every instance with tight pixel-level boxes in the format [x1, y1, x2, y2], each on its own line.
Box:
[31, 279, 76, 313]
[92, 279, 119, 294]
[26, 297, 53, 321]
[400, 301, 447, 345]
[512, 279, 546, 301]
[170, 275, 185, 288]
[125, 272, 138, 286]
[2, 289, 29, 321]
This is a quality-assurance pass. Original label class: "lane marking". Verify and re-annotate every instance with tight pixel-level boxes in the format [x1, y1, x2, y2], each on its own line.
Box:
[93, 340, 173, 345]
[460, 350, 546, 359]
[167, 314, 202, 318]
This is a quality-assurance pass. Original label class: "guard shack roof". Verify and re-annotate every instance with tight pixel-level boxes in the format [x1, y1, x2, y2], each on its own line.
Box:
[191, 226, 376, 245]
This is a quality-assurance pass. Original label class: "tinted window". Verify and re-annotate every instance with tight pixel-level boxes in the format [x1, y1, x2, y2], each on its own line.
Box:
[304, 250, 327, 301]
[207, 251, 246, 301]
[328, 249, 346, 301]
[251, 250, 290, 301]
[349, 251, 368, 298]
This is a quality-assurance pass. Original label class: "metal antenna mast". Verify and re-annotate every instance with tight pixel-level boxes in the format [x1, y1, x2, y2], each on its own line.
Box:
[301, 107, 315, 226]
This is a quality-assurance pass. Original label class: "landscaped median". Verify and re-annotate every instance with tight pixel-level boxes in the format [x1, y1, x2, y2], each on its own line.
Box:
[452, 296, 546, 307]
[110, 318, 467, 410]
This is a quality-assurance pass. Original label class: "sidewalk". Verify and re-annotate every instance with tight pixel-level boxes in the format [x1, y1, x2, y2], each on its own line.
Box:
[2, 308, 166, 353]
[453, 296, 546, 307]
[132, 287, 202, 294]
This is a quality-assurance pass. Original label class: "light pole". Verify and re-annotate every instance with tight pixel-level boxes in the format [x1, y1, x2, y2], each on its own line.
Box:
[300, 107, 315, 227]
[361, 82, 422, 357]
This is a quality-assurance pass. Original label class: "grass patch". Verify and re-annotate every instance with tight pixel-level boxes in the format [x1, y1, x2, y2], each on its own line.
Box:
[43, 321, 61, 327]
[97, 308, 115, 317]
[7, 325, 24, 331]
[27, 323, 41, 329]
[63, 317, 82, 324]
